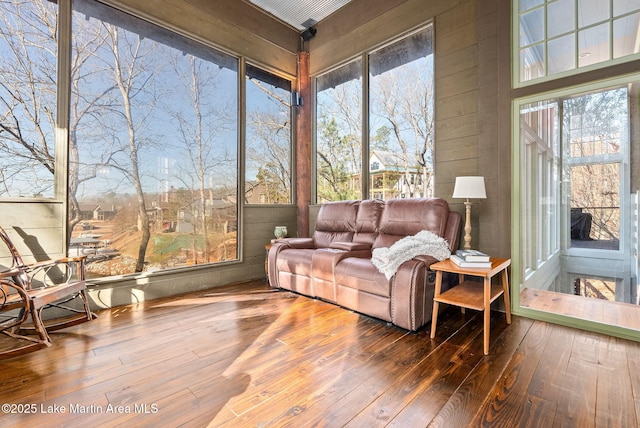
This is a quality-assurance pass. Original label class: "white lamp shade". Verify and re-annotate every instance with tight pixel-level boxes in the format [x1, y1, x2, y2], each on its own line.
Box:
[452, 176, 486, 199]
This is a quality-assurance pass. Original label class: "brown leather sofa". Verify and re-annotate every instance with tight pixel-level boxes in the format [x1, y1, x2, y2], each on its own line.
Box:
[267, 198, 461, 331]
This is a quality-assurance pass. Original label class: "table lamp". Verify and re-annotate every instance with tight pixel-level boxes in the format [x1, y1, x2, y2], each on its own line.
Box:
[452, 176, 486, 250]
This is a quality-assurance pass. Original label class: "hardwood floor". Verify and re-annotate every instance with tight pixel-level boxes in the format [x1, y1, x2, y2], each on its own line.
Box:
[520, 287, 640, 331]
[1, 280, 639, 427]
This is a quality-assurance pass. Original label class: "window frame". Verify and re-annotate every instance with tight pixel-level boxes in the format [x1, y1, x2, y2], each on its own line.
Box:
[513, 0, 640, 88]
[0, 0, 295, 281]
[314, 57, 364, 202]
[244, 62, 294, 205]
[0, 0, 62, 200]
[313, 23, 435, 203]
[69, 0, 243, 274]
[512, 72, 637, 338]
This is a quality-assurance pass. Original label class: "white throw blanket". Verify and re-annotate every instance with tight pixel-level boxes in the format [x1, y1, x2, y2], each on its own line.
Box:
[371, 230, 451, 279]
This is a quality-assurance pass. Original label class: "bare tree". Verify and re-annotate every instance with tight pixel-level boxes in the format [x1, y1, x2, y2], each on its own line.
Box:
[98, 25, 163, 271]
[68, 16, 114, 235]
[0, 0, 116, 240]
[68, 22, 163, 272]
[316, 80, 362, 202]
[169, 55, 235, 263]
[370, 62, 434, 198]
[246, 77, 291, 204]
[0, 0, 58, 197]
[563, 88, 626, 241]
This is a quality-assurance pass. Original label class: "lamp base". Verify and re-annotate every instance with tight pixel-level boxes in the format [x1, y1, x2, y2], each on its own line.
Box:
[463, 200, 472, 250]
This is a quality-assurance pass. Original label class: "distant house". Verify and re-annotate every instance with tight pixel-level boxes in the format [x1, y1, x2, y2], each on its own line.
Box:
[366, 150, 430, 199]
[245, 180, 267, 204]
[176, 196, 236, 234]
[245, 179, 290, 204]
[78, 204, 118, 221]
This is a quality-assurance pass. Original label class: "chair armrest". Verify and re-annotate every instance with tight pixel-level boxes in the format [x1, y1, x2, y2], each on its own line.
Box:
[27, 256, 86, 271]
[56, 255, 87, 263]
[20, 257, 86, 288]
[0, 268, 22, 279]
[445, 211, 462, 252]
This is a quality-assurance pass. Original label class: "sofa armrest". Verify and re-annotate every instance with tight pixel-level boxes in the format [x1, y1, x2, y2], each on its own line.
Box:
[390, 258, 432, 331]
[267, 238, 313, 288]
[273, 237, 315, 249]
[444, 211, 462, 252]
[413, 254, 441, 267]
[329, 241, 371, 251]
[390, 255, 451, 331]
[329, 241, 372, 259]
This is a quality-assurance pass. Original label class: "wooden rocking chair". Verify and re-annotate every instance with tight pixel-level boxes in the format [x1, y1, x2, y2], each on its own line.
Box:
[0, 226, 96, 357]
[0, 271, 51, 358]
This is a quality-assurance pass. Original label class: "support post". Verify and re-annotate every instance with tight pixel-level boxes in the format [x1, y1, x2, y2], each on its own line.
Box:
[296, 51, 311, 237]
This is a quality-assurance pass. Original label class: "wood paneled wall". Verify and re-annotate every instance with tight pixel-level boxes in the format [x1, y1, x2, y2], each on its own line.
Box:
[0, 202, 66, 263]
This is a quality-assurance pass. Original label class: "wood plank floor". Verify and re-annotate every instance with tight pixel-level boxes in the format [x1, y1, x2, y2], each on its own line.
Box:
[520, 287, 640, 331]
[1, 280, 640, 427]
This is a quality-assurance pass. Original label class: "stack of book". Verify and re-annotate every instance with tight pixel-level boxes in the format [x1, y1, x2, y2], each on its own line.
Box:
[449, 249, 491, 268]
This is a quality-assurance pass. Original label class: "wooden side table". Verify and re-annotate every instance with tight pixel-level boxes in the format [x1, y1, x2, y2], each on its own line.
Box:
[429, 258, 511, 355]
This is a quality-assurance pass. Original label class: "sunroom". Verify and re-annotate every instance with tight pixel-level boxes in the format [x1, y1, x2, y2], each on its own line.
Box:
[3, 0, 640, 366]
[1, 0, 640, 424]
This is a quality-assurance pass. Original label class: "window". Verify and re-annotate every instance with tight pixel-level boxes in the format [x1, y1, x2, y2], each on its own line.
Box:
[564, 88, 627, 250]
[518, 99, 560, 279]
[513, 0, 640, 333]
[0, 0, 58, 198]
[316, 59, 363, 202]
[245, 64, 292, 204]
[516, 0, 640, 85]
[70, 0, 239, 276]
[315, 24, 434, 202]
[369, 26, 434, 200]
[516, 82, 633, 302]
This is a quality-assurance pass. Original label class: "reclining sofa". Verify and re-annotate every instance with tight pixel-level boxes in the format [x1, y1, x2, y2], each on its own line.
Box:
[267, 198, 461, 331]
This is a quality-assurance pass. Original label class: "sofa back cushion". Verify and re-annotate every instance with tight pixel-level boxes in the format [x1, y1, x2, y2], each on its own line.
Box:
[353, 199, 385, 245]
[313, 200, 360, 247]
[373, 198, 451, 249]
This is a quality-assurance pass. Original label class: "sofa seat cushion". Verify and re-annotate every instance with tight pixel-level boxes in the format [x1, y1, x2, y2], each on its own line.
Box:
[275, 248, 314, 277]
[334, 257, 390, 298]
